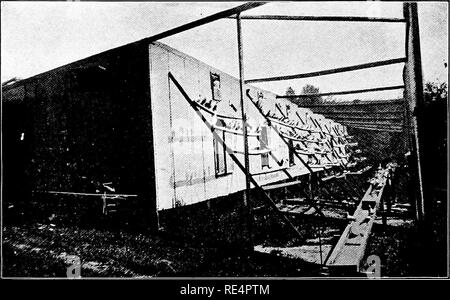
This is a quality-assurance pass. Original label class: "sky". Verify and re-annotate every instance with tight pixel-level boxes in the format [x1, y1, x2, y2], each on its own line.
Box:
[1, 2, 448, 101]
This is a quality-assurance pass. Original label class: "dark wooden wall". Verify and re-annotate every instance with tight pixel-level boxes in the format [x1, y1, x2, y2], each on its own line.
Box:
[2, 42, 158, 228]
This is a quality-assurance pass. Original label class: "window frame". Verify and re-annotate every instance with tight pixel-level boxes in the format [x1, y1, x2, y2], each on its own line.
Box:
[213, 120, 232, 177]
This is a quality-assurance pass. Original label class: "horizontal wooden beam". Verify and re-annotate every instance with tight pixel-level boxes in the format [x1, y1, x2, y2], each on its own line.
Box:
[228, 15, 407, 23]
[140, 2, 267, 43]
[46, 191, 138, 198]
[277, 85, 405, 99]
[307, 110, 404, 115]
[326, 115, 403, 121]
[340, 119, 404, 126]
[338, 120, 403, 127]
[344, 124, 403, 133]
[300, 99, 404, 108]
[245, 58, 406, 83]
[262, 179, 302, 191]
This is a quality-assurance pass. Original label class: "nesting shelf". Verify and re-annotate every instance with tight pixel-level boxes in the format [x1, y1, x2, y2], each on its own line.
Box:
[233, 148, 271, 155]
[212, 125, 260, 137]
[193, 101, 241, 120]
[268, 117, 322, 134]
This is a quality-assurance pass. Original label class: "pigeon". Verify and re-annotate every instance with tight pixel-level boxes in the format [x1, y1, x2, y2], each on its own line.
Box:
[200, 98, 207, 106]
[205, 99, 212, 109]
[212, 104, 218, 111]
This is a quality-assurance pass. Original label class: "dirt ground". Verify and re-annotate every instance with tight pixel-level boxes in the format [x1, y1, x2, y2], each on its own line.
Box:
[3, 212, 442, 278]
[2, 222, 326, 278]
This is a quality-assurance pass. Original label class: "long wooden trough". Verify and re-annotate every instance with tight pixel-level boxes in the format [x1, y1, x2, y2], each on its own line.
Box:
[325, 166, 391, 271]
[253, 165, 391, 271]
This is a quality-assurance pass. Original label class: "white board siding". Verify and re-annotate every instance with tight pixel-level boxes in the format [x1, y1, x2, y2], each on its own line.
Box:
[150, 42, 343, 210]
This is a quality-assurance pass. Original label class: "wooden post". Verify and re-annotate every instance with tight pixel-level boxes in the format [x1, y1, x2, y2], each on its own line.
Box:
[236, 13, 253, 247]
[403, 3, 428, 227]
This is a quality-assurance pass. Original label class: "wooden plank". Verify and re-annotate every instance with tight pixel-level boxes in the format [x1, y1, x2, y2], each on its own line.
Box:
[300, 99, 404, 108]
[262, 179, 302, 191]
[46, 191, 138, 198]
[234, 148, 271, 155]
[245, 58, 406, 83]
[277, 85, 405, 99]
[229, 15, 407, 23]
[343, 124, 403, 133]
[324, 115, 403, 121]
[212, 125, 260, 137]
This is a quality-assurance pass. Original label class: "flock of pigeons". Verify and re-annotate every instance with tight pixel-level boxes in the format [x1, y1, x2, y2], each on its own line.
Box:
[193, 95, 363, 169]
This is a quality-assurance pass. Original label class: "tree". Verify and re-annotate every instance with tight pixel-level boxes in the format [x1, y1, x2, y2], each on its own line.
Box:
[286, 86, 296, 96]
[285, 84, 323, 106]
[285, 86, 301, 106]
[301, 84, 323, 105]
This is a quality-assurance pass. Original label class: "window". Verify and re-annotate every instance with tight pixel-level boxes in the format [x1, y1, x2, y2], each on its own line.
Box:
[210, 72, 222, 101]
[214, 119, 229, 176]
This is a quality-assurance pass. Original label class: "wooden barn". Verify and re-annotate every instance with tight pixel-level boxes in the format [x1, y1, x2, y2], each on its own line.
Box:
[2, 39, 354, 234]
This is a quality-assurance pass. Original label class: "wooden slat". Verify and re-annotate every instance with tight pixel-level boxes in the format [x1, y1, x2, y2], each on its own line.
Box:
[212, 125, 260, 137]
[262, 179, 302, 191]
[277, 85, 405, 99]
[300, 98, 404, 108]
[228, 15, 407, 23]
[46, 191, 138, 198]
[245, 58, 406, 83]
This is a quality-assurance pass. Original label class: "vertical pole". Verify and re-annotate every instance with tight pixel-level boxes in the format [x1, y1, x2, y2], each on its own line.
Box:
[237, 14, 250, 206]
[403, 3, 428, 227]
[237, 13, 253, 247]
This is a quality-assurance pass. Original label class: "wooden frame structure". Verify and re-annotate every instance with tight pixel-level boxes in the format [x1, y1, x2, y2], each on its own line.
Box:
[223, 2, 425, 270]
[2, 2, 426, 273]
